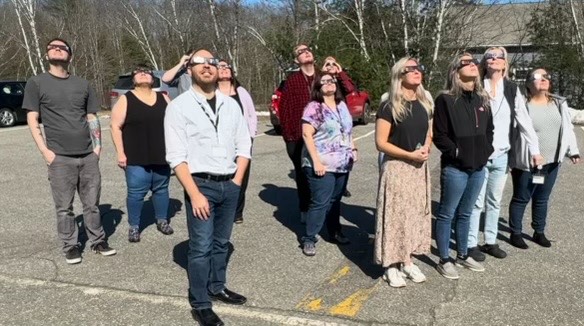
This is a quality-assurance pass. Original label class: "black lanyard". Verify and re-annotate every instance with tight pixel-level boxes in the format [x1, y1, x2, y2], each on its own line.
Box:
[198, 101, 221, 134]
[325, 102, 345, 134]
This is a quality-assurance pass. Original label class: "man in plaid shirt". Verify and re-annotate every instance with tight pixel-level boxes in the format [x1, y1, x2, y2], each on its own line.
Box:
[279, 44, 317, 223]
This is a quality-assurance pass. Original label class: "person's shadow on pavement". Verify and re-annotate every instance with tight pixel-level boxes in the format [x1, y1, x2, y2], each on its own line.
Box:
[258, 183, 304, 244]
[337, 203, 385, 279]
[76, 204, 122, 250]
[136, 198, 183, 233]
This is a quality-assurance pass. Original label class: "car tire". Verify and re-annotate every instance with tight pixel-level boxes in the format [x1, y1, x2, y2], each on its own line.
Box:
[0, 108, 16, 127]
[360, 102, 370, 125]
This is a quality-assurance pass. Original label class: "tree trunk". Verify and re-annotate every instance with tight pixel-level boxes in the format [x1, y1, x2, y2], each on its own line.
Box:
[569, 0, 584, 57]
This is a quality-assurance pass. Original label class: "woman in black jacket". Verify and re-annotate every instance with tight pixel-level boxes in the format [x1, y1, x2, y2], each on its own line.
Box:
[433, 53, 494, 280]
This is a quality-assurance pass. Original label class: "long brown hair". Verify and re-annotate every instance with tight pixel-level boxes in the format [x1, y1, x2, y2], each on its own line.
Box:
[444, 52, 490, 107]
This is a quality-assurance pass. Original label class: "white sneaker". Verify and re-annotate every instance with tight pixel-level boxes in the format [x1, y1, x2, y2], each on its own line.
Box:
[402, 264, 427, 283]
[382, 267, 406, 288]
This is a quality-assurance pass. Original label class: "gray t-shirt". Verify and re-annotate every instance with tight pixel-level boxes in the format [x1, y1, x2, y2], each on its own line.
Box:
[529, 101, 562, 164]
[23, 72, 99, 155]
[165, 67, 192, 95]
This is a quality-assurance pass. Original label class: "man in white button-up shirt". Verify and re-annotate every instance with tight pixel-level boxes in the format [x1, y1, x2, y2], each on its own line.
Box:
[164, 49, 251, 326]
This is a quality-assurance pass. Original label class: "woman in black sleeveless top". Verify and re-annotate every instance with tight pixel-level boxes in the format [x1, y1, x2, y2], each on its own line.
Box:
[110, 64, 174, 242]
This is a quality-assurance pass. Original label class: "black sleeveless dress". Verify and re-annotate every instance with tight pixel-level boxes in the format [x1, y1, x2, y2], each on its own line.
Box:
[122, 91, 168, 166]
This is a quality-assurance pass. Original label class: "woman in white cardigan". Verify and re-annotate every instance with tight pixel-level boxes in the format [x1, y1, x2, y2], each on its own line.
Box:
[508, 68, 580, 249]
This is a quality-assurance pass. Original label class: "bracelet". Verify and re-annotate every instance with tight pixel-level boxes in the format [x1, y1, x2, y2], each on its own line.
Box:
[352, 148, 358, 152]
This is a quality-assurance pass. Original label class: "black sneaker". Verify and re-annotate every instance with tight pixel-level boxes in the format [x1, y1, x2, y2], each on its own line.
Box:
[533, 232, 552, 248]
[467, 246, 486, 262]
[482, 244, 507, 258]
[343, 190, 352, 197]
[234, 216, 243, 224]
[156, 220, 174, 235]
[510, 234, 529, 249]
[65, 246, 82, 264]
[92, 242, 117, 256]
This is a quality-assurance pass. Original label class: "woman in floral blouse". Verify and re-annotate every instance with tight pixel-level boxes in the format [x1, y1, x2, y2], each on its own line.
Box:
[300, 72, 356, 256]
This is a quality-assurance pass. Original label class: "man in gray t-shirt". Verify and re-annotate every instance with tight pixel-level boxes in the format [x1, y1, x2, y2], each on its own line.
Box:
[23, 37, 116, 264]
[161, 50, 194, 94]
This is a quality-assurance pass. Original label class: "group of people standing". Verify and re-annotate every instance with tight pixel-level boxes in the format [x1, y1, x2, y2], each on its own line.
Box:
[373, 47, 580, 287]
[22, 37, 580, 326]
[277, 45, 360, 256]
[24, 40, 256, 326]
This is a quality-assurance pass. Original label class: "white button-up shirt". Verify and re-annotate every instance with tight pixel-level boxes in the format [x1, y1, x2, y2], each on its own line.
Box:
[164, 88, 251, 174]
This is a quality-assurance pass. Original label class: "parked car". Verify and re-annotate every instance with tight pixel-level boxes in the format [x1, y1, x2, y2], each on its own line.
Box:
[0, 81, 27, 127]
[269, 74, 371, 135]
[110, 70, 178, 108]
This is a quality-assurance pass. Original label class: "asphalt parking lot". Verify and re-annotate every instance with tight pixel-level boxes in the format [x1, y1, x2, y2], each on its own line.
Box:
[1, 117, 583, 326]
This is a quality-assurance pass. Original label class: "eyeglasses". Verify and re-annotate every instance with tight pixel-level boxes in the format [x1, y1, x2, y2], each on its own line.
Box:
[457, 58, 479, 70]
[532, 73, 551, 81]
[403, 65, 425, 74]
[324, 62, 338, 68]
[47, 44, 70, 52]
[484, 52, 505, 61]
[133, 68, 153, 76]
[190, 56, 219, 66]
[320, 78, 337, 85]
[296, 47, 312, 56]
[217, 64, 232, 70]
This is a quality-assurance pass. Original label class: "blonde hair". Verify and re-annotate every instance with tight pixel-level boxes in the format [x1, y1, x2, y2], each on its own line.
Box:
[480, 46, 509, 79]
[445, 52, 490, 106]
[388, 57, 433, 123]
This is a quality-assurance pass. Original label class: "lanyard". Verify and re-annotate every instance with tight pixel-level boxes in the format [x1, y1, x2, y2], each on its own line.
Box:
[199, 104, 220, 134]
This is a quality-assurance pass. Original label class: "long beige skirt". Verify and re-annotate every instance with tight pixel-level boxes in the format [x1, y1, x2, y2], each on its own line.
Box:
[374, 157, 431, 267]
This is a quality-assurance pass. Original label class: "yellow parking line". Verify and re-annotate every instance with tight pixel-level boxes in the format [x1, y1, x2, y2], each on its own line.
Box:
[328, 285, 378, 317]
[327, 266, 351, 284]
[296, 294, 324, 311]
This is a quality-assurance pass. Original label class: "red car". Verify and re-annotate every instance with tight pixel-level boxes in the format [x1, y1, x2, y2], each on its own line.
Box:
[269, 78, 371, 135]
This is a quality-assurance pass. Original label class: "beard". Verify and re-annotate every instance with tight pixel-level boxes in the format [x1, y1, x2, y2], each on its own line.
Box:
[192, 73, 218, 89]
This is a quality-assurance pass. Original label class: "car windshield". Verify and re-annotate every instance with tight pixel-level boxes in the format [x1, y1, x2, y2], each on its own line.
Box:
[114, 75, 161, 89]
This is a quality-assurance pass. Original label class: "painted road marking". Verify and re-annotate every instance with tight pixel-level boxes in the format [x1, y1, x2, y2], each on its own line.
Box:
[354, 130, 374, 141]
[0, 274, 359, 326]
[295, 259, 381, 318]
[327, 266, 351, 284]
[328, 285, 379, 317]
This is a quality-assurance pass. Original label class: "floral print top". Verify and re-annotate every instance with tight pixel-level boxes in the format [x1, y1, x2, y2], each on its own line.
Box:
[301, 100, 354, 173]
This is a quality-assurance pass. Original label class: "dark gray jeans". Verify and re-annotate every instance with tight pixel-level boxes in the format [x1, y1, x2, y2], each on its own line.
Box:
[48, 152, 105, 253]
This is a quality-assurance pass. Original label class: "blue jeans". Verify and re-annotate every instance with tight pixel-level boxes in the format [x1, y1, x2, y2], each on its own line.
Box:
[186, 176, 240, 310]
[468, 154, 509, 247]
[508, 163, 559, 234]
[302, 168, 348, 244]
[125, 165, 171, 228]
[435, 165, 486, 260]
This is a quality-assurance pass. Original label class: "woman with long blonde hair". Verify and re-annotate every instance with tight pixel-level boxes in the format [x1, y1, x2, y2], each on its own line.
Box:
[374, 57, 433, 287]
[433, 53, 493, 280]
[466, 46, 542, 261]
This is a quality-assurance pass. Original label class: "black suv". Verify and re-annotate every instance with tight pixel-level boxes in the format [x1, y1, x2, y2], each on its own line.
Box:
[0, 81, 27, 127]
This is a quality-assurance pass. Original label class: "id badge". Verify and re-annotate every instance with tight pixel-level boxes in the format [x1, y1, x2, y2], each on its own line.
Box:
[532, 174, 545, 185]
[211, 146, 227, 158]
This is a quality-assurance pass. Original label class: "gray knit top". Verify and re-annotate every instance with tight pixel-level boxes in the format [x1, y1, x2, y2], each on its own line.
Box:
[528, 101, 562, 164]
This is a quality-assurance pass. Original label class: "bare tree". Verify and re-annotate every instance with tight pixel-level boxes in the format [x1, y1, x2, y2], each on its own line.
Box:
[118, 0, 160, 70]
[10, 0, 44, 74]
[317, 0, 371, 61]
[569, 0, 584, 56]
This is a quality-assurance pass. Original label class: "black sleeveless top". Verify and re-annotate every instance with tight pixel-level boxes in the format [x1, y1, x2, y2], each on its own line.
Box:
[122, 91, 168, 166]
